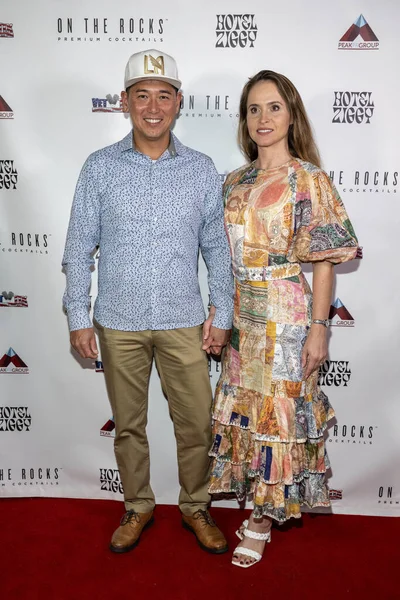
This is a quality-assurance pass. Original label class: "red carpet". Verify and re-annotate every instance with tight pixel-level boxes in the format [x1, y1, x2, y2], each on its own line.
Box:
[1, 498, 398, 600]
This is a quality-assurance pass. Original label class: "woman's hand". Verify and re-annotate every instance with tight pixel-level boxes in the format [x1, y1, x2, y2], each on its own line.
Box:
[301, 325, 328, 379]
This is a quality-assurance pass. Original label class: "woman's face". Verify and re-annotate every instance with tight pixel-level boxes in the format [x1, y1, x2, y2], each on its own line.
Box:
[246, 80, 292, 153]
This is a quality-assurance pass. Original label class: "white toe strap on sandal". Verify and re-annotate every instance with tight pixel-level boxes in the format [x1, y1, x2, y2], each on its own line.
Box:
[233, 547, 262, 562]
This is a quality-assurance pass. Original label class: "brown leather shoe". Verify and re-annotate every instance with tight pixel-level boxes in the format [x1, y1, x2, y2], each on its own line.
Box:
[110, 509, 154, 553]
[182, 509, 228, 554]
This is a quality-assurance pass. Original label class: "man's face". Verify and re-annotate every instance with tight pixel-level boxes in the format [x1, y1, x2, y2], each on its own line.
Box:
[121, 80, 181, 144]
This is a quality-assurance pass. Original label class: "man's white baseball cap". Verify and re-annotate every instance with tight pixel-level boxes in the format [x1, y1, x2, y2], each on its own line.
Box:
[124, 49, 182, 91]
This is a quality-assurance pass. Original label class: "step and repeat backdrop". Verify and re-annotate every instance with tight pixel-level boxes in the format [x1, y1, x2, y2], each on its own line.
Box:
[1, 0, 399, 516]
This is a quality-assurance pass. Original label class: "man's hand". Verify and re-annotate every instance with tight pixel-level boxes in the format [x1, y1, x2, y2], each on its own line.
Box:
[70, 327, 98, 360]
[203, 325, 230, 355]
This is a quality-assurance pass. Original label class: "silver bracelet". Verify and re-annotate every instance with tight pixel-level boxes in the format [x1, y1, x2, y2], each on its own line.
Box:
[312, 319, 330, 328]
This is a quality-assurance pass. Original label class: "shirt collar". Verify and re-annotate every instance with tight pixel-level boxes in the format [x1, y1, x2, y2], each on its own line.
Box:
[118, 130, 187, 158]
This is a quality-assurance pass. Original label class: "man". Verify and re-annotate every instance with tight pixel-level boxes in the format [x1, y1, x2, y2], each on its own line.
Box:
[62, 49, 233, 554]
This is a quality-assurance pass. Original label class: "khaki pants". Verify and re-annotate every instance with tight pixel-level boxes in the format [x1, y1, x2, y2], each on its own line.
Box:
[95, 322, 213, 516]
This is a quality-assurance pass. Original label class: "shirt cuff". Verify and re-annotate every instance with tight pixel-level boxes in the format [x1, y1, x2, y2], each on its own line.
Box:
[212, 307, 233, 330]
[67, 307, 93, 332]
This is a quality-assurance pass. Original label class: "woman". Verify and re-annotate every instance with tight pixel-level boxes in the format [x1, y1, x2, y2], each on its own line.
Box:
[208, 70, 360, 568]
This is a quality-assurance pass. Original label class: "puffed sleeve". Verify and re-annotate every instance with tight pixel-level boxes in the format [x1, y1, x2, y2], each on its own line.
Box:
[289, 169, 360, 264]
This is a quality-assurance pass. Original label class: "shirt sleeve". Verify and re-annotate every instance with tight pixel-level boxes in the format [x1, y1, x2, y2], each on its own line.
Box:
[62, 156, 101, 331]
[199, 160, 234, 329]
[290, 169, 360, 264]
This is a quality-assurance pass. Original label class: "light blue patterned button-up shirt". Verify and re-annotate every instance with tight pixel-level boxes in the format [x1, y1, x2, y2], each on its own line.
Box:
[62, 131, 233, 332]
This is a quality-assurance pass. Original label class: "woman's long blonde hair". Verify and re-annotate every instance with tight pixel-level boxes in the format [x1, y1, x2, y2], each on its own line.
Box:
[238, 70, 321, 167]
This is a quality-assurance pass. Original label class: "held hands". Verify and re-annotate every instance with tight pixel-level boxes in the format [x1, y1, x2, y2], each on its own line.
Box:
[202, 307, 230, 355]
[70, 327, 98, 360]
[301, 325, 328, 380]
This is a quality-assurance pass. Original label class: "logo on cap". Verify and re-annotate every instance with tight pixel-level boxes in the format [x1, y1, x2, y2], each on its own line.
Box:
[144, 55, 165, 76]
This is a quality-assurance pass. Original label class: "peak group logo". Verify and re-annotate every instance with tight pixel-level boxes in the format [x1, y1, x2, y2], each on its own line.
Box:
[100, 416, 115, 437]
[318, 360, 351, 387]
[0, 95, 13, 119]
[328, 423, 376, 445]
[338, 15, 379, 50]
[0, 232, 50, 255]
[216, 14, 257, 48]
[0, 348, 29, 374]
[0, 291, 28, 308]
[0, 467, 60, 487]
[57, 16, 166, 43]
[329, 298, 354, 327]
[180, 94, 238, 119]
[0, 23, 13, 38]
[0, 406, 32, 431]
[92, 94, 123, 113]
[0, 160, 18, 189]
[330, 169, 398, 195]
[332, 92, 374, 124]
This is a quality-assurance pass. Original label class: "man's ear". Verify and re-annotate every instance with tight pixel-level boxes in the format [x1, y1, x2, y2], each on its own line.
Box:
[176, 91, 183, 113]
[121, 90, 129, 113]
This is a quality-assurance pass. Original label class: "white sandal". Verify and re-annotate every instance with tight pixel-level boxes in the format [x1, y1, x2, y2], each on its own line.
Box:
[232, 524, 271, 569]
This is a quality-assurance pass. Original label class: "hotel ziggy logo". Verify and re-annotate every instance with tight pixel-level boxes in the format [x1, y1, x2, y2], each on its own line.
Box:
[0, 407, 32, 432]
[332, 92, 374, 124]
[338, 15, 379, 50]
[144, 55, 164, 75]
[216, 14, 257, 48]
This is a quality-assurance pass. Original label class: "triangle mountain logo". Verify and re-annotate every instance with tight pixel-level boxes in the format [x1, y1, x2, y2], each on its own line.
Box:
[0, 347, 29, 373]
[329, 298, 354, 327]
[0, 96, 13, 112]
[338, 15, 379, 50]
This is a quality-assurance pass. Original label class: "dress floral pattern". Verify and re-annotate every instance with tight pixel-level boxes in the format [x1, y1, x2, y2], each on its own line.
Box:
[209, 158, 359, 522]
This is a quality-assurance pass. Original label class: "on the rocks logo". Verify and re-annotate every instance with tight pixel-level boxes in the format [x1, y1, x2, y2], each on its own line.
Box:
[0, 160, 18, 189]
[216, 14, 257, 48]
[318, 360, 351, 387]
[95, 360, 104, 372]
[0, 467, 60, 487]
[332, 92, 374, 124]
[180, 94, 238, 119]
[378, 486, 399, 506]
[328, 423, 376, 445]
[92, 94, 123, 113]
[0, 348, 29, 374]
[329, 298, 354, 327]
[100, 416, 115, 437]
[57, 16, 165, 43]
[100, 468, 123, 493]
[0, 23, 14, 38]
[0, 232, 49, 255]
[0, 96, 13, 119]
[338, 15, 379, 50]
[0, 291, 28, 307]
[0, 406, 32, 431]
[329, 489, 343, 500]
[329, 169, 398, 195]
